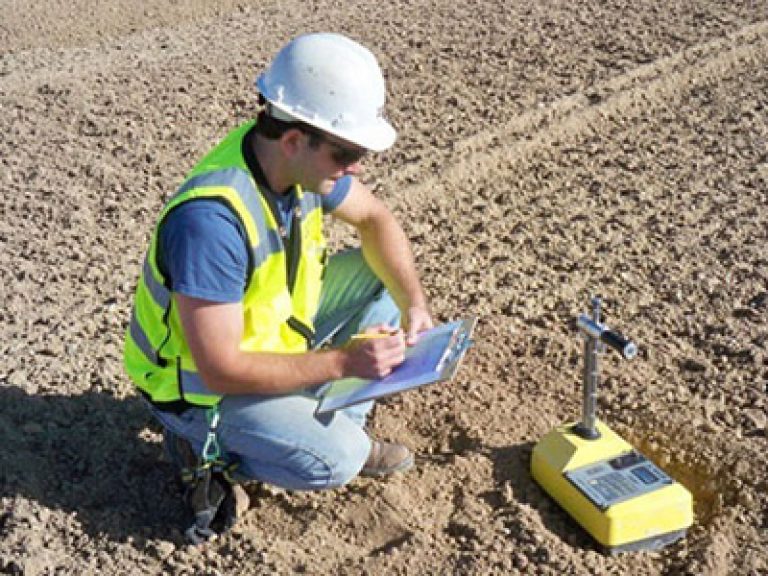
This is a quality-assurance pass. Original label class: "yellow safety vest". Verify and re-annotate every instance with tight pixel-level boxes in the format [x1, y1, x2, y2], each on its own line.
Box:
[123, 120, 327, 408]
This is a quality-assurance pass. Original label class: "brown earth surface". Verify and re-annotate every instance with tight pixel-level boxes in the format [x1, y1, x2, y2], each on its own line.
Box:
[1, 1, 767, 574]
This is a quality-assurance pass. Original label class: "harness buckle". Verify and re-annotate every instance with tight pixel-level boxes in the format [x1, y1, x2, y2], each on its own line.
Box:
[179, 406, 249, 543]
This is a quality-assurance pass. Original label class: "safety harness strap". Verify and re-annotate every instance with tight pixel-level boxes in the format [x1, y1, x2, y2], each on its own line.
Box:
[181, 406, 244, 543]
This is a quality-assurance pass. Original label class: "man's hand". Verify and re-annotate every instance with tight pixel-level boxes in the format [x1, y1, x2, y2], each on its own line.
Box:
[403, 306, 434, 346]
[342, 324, 406, 379]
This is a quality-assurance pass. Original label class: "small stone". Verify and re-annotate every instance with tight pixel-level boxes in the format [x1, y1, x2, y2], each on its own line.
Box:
[681, 358, 707, 372]
[148, 540, 176, 560]
[743, 408, 767, 430]
[513, 552, 528, 570]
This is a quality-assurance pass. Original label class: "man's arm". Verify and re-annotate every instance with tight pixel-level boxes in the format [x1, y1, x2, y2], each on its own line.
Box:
[331, 178, 433, 343]
[176, 294, 407, 395]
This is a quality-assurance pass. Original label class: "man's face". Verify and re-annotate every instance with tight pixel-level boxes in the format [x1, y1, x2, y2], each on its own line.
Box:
[296, 129, 367, 194]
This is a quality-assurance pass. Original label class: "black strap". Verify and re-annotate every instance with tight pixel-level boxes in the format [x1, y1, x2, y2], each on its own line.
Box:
[138, 388, 198, 415]
[183, 466, 241, 544]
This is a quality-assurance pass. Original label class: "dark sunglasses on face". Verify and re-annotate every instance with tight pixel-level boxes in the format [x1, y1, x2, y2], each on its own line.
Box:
[299, 126, 367, 166]
[327, 141, 367, 166]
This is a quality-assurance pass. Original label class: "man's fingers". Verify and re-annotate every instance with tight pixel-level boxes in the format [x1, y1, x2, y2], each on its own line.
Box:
[404, 306, 435, 346]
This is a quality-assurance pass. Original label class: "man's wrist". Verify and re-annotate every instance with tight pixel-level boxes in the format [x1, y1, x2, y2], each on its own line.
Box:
[406, 301, 430, 316]
[321, 348, 348, 380]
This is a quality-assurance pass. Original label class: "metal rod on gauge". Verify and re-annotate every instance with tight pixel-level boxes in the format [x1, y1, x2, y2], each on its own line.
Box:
[572, 296, 638, 440]
[578, 297, 603, 439]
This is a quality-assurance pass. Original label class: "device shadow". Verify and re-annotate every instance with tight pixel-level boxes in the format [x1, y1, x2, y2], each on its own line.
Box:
[485, 441, 597, 552]
[0, 385, 186, 544]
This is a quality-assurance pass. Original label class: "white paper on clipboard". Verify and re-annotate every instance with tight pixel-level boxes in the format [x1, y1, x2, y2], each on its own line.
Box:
[316, 316, 477, 414]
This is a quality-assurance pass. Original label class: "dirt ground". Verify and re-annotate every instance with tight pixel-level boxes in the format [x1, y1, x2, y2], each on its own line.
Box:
[1, 1, 767, 574]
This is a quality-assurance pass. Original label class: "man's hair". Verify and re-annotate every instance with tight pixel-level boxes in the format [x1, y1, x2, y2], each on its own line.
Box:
[253, 94, 322, 148]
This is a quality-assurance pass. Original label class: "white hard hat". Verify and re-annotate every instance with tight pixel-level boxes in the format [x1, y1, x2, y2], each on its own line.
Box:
[256, 33, 397, 151]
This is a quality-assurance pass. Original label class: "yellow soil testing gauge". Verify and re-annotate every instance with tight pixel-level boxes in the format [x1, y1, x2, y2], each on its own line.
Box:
[531, 298, 693, 553]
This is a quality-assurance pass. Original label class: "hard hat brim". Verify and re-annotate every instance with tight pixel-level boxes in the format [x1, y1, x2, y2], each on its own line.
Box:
[257, 89, 397, 152]
[338, 118, 397, 152]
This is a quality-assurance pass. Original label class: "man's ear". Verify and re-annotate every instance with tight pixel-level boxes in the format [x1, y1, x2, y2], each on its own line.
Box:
[279, 128, 305, 159]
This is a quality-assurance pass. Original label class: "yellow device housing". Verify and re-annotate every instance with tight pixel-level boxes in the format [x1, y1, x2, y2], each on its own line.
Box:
[531, 419, 693, 553]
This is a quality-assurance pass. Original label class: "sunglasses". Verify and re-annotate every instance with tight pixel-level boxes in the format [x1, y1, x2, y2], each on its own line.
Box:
[299, 126, 367, 166]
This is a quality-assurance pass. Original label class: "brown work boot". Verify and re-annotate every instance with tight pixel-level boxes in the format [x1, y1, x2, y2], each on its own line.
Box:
[360, 439, 414, 477]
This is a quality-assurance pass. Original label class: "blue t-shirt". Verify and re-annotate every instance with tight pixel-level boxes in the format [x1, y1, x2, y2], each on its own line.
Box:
[158, 175, 351, 302]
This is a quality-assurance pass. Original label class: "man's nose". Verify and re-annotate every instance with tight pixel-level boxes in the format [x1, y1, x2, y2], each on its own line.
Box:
[343, 161, 364, 176]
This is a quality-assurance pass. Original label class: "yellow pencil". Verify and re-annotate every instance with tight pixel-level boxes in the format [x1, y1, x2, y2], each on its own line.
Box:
[350, 331, 398, 341]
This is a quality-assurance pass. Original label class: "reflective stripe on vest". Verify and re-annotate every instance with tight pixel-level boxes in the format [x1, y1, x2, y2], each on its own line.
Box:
[175, 168, 285, 269]
[123, 121, 326, 408]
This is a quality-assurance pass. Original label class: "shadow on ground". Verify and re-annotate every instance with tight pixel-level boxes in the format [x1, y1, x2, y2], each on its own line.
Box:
[487, 441, 598, 552]
[0, 386, 185, 543]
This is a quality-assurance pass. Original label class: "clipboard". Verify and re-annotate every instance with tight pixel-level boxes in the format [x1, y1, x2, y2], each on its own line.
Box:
[316, 316, 477, 414]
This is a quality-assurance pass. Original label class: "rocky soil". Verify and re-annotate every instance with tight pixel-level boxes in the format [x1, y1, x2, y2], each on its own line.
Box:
[1, 1, 766, 574]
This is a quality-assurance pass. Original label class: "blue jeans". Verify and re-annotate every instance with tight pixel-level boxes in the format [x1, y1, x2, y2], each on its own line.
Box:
[149, 249, 401, 490]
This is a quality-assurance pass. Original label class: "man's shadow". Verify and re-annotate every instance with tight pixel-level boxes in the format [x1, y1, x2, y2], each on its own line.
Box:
[0, 385, 186, 543]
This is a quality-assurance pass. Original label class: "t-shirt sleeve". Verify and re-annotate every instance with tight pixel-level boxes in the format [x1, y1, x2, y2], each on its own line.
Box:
[322, 175, 353, 213]
[158, 199, 249, 303]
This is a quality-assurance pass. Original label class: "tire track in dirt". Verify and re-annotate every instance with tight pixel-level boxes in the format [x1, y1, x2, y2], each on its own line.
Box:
[0, 1, 354, 100]
[397, 17, 767, 424]
[393, 19, 768, 203]
[0, 0, 250, 54]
